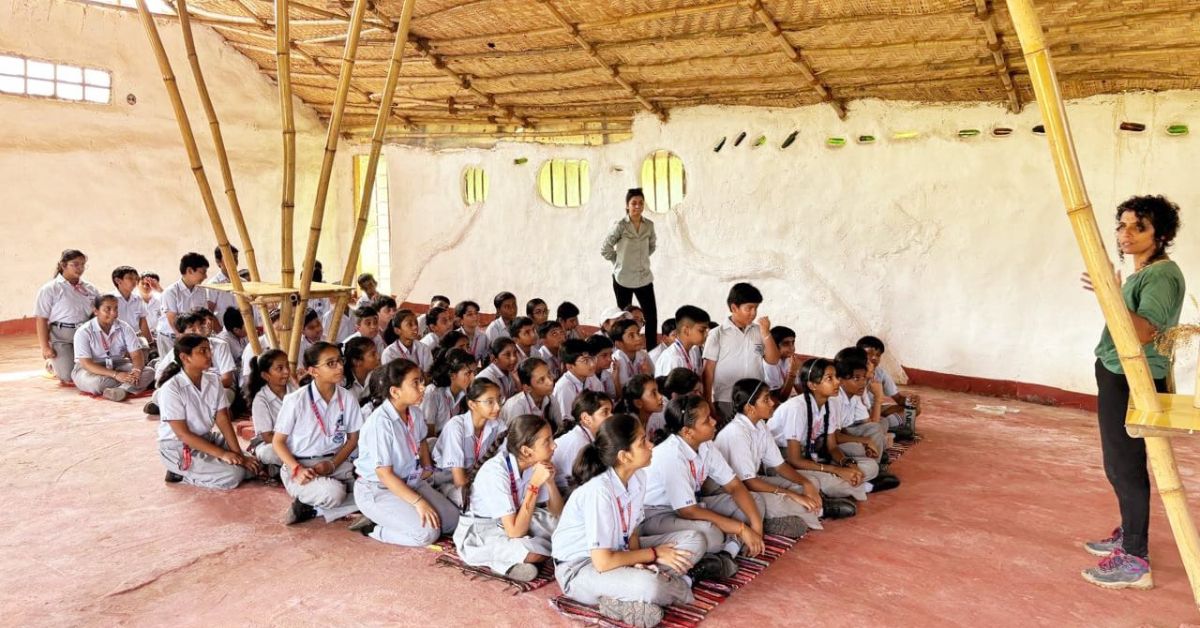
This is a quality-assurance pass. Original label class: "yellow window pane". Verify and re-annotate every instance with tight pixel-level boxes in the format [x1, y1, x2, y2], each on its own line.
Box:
[564, 160, 580, 207]
[579, 160, 590, 205]
[639, 150, 685, 213]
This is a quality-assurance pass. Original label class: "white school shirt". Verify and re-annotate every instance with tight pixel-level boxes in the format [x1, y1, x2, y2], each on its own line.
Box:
[73, 318, 141, 364]
[647, 343, 666, 364]
[613, 350, 651, 386]
[240, 333, 270, 380]
[874, 367, 900, 397]
[251, 383, 294, 436]
[419, 331, 441, 350]
[156, 371, 227, 442]
[552, 468, 648, 562]
[204, 270, 237, 321]
[274, 383, 364, 458]
[420, 384, 465, 433]
[714, 413, 785, 480]
[551, 424, 593, 489]
[500, 392, 549, 426]
[645, 434, 736, 510]
[532, 344, 562, 380]
[381, 340, 433, 373]
[767, 394, 830, 460]
[216, 329, 247, 365]
[477, 363, 517, 398]
[323, 307, 356, 344]
[468, 452, 550, 519]
[34, 275, 99, 324]
[111, 291, 147, 332]
[433, 412, 504, 470]
[355, 294, 375, 309]
[140, 291, 163, 333]
[460, 328, 489, 362]
[347, 369, 374, 404]
[158, 280, 211, 336]
[763, 356, 801, 393]
[154, 335, 236, 382]
[485, 318, 510, 343]
[597, 369, 616, 399]
[653, 340, 702, 377]
[345, 331, 386, 357]
[355, 402, 428, 484]
[550, 371, 605, 427]
[702, 318, 768, 404]
[831, 388, 869, 429]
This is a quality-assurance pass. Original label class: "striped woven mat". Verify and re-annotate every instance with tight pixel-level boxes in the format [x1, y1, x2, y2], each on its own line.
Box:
[427, 538, 556, 594]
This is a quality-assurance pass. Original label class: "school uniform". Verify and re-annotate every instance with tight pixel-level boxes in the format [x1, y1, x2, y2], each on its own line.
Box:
[767, 394, 874, 501]
[240, 333, 271, 381]
[355, 294, 375, 309]
[250, 384, 293, 466]
[484, 317, 511, 344]
[380, 340, 433, 373]
[156, 371, 247, 490]
[431, 412, 505, 507]
[205, 269, 238, 322]
[551, 424, 593, 492]
[35, 275, 100, 383]
[477, 362, 517, 398]
[215, 329, 247, 366]
[346, 370, 375, 406]
[550, 371, 605, 429]
[703, 318, 770, 420]
[500, 392, 549, 427]
[416, 312, 429, 337]
[275, 384, 362, 514]
[647, 342, 666, 364]
[140, 291, 163, 336]
[552, 469, 703, 607]
[532, 344, 562, 380]
[514, 343, 535, 365]
[112, 291, 148, 338]
[642, 434, 764, 556]
[154, 336, 237, 404]
[419, 331, 441, 351]
[715, 413, 823, 530]
[323, 307, 356, 344]
[460, 328, 489, 363]
[420, 384, 464, 435]
[453, 452, 557, 576]
[612, 349, 651, 392]
[71, 318, 154, 395]
[157, 279, 212, 355]
[653, 340, 702, 378]
[354, 403, 460, 546]
[597, 370, 616, 400]
[345, 331, 386, 358]
[872, 368, 906, 429]
[763, 357, 801, 395]
[832, 388, 887, 463]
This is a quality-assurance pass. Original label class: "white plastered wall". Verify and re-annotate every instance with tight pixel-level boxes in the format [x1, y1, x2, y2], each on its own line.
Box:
[384, 94, 1200, 395]
[0, 0, 354, 323]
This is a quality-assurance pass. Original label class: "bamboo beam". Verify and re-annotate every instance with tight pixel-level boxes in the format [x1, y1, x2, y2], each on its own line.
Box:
[741, 0, 845, 119]
[407, 38, 530, 126]
[973, 0, 1021, 112]
[1004, 0, 1200, 610]
[327, 0, 417, 343]
[287, 0, 368, 369]
[349, 126, 633, 140]
[534, 0, 667, 122]
[275, 0, 297, 353]
[132, 0, 263, 359]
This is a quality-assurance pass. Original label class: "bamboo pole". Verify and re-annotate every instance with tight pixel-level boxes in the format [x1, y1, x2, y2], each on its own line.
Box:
[276, 0, 296, 354]
[742, 0, 846, 120]
[132, 0, 262, 358]
[288, 0, 369, 368]
[1004, 0, 1200, 609]
[327, 0, 417, 343]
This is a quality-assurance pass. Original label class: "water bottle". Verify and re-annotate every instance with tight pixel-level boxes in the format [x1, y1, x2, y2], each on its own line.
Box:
[903, 397, 917, 435]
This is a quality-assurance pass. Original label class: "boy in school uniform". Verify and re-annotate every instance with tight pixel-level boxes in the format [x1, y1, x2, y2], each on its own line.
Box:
[857, 335, 920, 437]
[832, 347, 901, 491]
[416, 295, 450, 337]
[419, 305, 452, 350]
[550, 339, 605, 428]
[137, 272, 163, 343]
[702, 283, 781, 421]
[455, 300, 489, 363]
[355, 273, 379, 308]
[653, 307, 709, 378]
[509, 316, 538, 362]
[595, 307, 630, 339]
[372, 295, 398, 333]
[158, 252, 217, 356]
[486, 291, 518, 343]
[764, 326, 803, 399]
[647, 318, 676, 364]
[609, 319, 653, 397]
[110, 266, 153, 348]
[533, 321, 566, 380]
[216, 307, 249, 367]
[588, 335, 618, 399]
[206, 245, 240, 323]
[556, 301, 583, 340]
[344, 305, 386, 356]
[155, 310, 237, 396]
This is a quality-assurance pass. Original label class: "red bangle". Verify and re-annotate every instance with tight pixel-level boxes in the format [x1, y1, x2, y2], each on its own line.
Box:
[650, 546, 658, 562]
[291, 465, 301, 478]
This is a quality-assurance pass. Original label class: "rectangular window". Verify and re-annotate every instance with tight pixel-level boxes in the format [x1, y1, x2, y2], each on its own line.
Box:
[354, 155, 392, 295]
[0, 53, 111, 104]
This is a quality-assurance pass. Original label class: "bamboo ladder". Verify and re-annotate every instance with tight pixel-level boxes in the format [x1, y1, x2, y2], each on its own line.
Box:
[1004, 0, 1200, 610]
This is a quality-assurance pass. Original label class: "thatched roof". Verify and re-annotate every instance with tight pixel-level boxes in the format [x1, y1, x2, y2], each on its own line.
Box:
[155, 0, 1200, 140]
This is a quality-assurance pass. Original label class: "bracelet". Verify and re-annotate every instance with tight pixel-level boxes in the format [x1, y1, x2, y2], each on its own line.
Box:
[650, 546, 658, 563]
[291, 464, 301, 478]
[408, 494, 422, 506]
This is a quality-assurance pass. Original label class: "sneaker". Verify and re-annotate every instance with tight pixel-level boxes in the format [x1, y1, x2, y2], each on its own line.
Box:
[347, 514, 375, 534]
[871, 473, 901, 492]
[164, 470, 183, 483]
[1081, 549, 1153, 590]
[1084, 527, 1123, 557]
[283, 498, 317, 525]
[716, 551, 739, 578]
[597, 597, 665, 628]
[505, 563, 539, 582]
[688, 554, 725, 581]
[144, 402, 160, 416]
[821, 497, 857, 520]
[102, 387, 128, 402]
[763, 515, 808, 539]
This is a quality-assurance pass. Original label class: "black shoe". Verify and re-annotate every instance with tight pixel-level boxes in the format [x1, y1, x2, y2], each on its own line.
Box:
[822, 497, 857, 519]
[881, 451, 892, 466]
[688, 554, 725, 581]
[164, 470, 183, 483]
[716, 551, 739, 578]
[144, 402, 160, 416]
[872, 473, 901, 492]
[347, 514, 375, 536]
[892, 427, 916, 442]
[283, 498, 317, 525]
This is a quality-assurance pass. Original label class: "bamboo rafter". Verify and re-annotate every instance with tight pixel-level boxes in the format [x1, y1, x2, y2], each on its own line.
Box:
[973, 0, 1021, 112]
[741, 0, 845, 119]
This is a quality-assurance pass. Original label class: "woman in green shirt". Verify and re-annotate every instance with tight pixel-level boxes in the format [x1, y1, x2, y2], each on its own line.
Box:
[1081, 195, 1185, 590]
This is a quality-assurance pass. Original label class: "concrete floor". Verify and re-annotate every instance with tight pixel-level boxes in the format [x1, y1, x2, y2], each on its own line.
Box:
[2, 331, 1199, 627]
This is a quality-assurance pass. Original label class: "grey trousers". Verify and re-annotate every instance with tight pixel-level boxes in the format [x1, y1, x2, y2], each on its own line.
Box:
[156, 332, 176, 359]
[354, 478, 460, 547]
[784, 462, 870, 502]
[838, 442, 881, 483]
[453, 509, 557, 575]
[48, 325, 77, 383]
[640, 491, 765, 557]
[555, 529, 705, 607]
[755, 475, 824, 530]
[281, 456, 356, 510]
[71, 359, 154, 395]
[158, 433, 248, 490]
[252, 441, 283, 466]
[843, 421, 888, 463]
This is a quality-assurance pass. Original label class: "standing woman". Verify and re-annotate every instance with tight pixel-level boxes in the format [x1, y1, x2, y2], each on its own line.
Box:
[1081, 195, 1185, 590]
[36, 250, 100, 383]
[601, 189, 659, 352]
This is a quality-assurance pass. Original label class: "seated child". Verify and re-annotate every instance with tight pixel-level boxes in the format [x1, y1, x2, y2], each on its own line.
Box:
[345, 305, 386, 356]
[609, 319, 652, 400]
[344, 336, 381, 403]
[477, 337, 519, 399]
[526, 298, 550, 328]
[702, 282, 780, 422]
[455, 300, 489, 363]
[138, 272, 163, 345]
[588, 335, 617, 399]
[550, 339, 605, 429]
[157, 252, 215, 355]
[508, 316, 537, 362]
[500, 357, 553, 426]
[551, 390, 613, 493]
[298, 308, 324, 356]
[653, 306, 708, 377]
[620, 374, 666, 442]
[417, 295, 451, 336]
[556, 301, 582, 340]
[532, 321, 565, 379]
[857, 335, 920, 438]
[216, 307, 248, 366]
[381, 309, 433, 373]
[764, 326, 802, 399]
[432, 379, 506, 507]
[355, 272, 379, 308]
[420, 305, 452, 350]
[647, 318, 676, 364]
[486, 291, 517, 343]
[831, 348, 900, 491]
[245, 348, 293, 468]
[595, 307, 630, 339]
[155, 309, 236, 396]
[421, 348, 476, 437]
[322, 298, 356, 344]
[111, 265, 153, 347]
[72, 294, 154, 400]
[453, 414, 563, 582]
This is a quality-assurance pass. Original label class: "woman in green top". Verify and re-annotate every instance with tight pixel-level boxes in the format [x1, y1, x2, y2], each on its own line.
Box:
[1080, 195, 1185, 590]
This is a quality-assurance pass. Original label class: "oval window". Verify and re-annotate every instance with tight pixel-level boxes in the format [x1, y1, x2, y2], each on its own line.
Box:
[462, 166, 488, 205]
[639, 150, 686, 213]
[537, 158, 590, 208]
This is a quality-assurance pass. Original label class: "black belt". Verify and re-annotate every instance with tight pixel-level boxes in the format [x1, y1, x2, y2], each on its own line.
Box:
[51, 322, 78, 329]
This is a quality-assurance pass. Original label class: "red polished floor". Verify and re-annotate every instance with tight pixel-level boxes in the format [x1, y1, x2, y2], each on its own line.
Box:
[1, 332, 1197, 627]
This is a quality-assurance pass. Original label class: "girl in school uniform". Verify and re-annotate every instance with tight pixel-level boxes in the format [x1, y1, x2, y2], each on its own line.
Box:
[610, 319, 653, 400]
[620, 374, 666, 442]
[157, 333, 261, 488]
[36, 249, 100, 383]
[552, 414, 706, 628]
[138, 272, 163, 345]
[298, 309, 324, 356]
[421, 348, 476, 437]
[642, 394, 766, 580]
[500, 357, 553, 426]
[432, 379, 506, 508]
[381, 309, 434, 373]
[715, 379, 824, 534]
[274, 341, 364, 525]
[72, 295, 155, 401]
[245, 349, 293, 469]
[437, 330, 470, 356]
[455, 300, 490, 363]
[353, 358, 459, 546]
[551, 390, 613, 492]
[343, 336, 381, 403]
[453, 414, 563, 582]
[477, 337, 520, 398]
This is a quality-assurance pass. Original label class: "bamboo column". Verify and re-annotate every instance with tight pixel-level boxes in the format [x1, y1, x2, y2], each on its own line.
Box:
[133, 0, 261, 357]
[276, 0, 296, 353]
[326, 0, 417, 343]
[1005, 0, 1200, 608]
[175, 0, 273, 351]
[287, 0, 369, 368]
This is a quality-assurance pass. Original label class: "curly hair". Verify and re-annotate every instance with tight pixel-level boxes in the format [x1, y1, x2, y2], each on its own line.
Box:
[1116, 195, 1182, 262]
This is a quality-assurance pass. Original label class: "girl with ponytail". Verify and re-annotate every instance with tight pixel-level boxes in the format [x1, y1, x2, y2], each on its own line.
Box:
[35, 249, 99, 383]
[421, 348, 476, 438]
[343, 335, 381, 403]
[245, 349, 293, 468]
[431, 378, 506, 508]
[618, 374, 665, 442]
[156, 333, 261, 489]
[551, 414, 705, 628]
[453, 414, 563, 583]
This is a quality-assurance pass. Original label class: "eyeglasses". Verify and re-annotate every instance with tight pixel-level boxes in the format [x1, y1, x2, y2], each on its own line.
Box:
[473, 398, 501, 406]
[67, 261, 87, 269]
[576, 356, 595, 364]
[319, 357, 344, 369]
